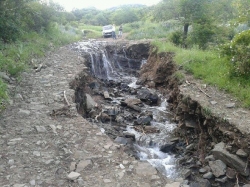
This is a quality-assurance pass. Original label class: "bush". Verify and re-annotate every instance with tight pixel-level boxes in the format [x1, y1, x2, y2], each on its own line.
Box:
[221, 30, 250, 76]
[169, 30, 183, 46]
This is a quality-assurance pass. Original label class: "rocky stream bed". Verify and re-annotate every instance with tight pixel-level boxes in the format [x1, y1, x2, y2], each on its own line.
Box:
[71, 39, 250, 187]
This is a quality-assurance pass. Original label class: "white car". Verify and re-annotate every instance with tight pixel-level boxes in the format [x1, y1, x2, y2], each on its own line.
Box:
[102, 25, 113, 38]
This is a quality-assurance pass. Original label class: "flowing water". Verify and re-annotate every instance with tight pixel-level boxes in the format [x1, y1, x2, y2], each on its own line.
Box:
[72, 40, 180, 179]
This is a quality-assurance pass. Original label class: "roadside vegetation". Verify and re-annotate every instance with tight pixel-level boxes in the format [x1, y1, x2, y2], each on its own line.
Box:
[0, 0, 82, 110]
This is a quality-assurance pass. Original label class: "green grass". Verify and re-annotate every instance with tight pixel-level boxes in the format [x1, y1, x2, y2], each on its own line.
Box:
[124, 20, 181, 40]
[152, 41, 250, 107]
[0, 24, 82, 108]
[78, 24, 102, 38]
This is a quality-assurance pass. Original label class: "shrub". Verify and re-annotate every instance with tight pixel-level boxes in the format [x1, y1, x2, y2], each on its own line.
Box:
[221, 30, 250, 76]
[169, 30, 183, 46]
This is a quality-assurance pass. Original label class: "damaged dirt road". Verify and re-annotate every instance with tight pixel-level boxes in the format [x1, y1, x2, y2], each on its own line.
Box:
[0, 45, 175, 187]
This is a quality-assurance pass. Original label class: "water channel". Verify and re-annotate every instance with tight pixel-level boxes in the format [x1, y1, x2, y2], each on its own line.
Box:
[71, 40, 181, 179]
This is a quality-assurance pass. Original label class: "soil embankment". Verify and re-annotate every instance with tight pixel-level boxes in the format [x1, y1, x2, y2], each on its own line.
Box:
[139, 48, 250, 186]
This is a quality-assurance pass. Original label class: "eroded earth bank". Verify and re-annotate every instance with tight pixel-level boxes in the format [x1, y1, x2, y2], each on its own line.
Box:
[0, 39, 250, 187]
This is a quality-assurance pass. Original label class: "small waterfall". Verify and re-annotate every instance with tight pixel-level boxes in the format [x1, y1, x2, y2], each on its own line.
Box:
[141, 59, 147, 68]
[102, 52, 114, 80]
[90, 53, 95, 75]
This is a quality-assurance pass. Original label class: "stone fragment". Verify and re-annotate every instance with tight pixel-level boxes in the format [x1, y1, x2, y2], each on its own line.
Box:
[86, 94, 97, 110]
[35, 126, 47, 133]
[151, 175, 160, 181]
[215, 176, 227, 183]
[186, 143, 195, 151]
[13, 184, 26, 187]
[117, 171, 124, 179]
[209, 160, 226, 177]
[70, 162, 76, 171]
[29, 180, 36, 186]
[225, 103, 235, 108]
[135, 162, 157, 176]
[0, 72, 11, 82]
[103, 91, 111, 99]
[103, 179, 112, 183]
[124, 98, 141, 105]
[165, 182, 181, 187]
[67, 172, 81, 180]
[49, 124, 57, 134]
[189, 179, 211, 187]
[114, 137, 128, 145]
[212, 142, 249, 176]
[77, 177, 84, 186]
[181, 169, 191, 178]
[7, 138, 23, 146]
[119, 164, 125, 169]
[236, 149, 248, 158]
[203, 172, 213, 179]
[8, 159, 14, 165]
[18, 109, 31, 115]
[205, 155, 215, 162]
[199, 168, 207, 173]
[33, 151, 41, 157]
[76, 160, 92, 172]
[210, 101, 217, 105]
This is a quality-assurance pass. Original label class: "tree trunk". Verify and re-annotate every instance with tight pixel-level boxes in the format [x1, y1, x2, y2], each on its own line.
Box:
[183, 23, 189, 48]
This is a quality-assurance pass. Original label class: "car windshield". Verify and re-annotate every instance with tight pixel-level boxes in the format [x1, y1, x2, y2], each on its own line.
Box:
[103, 25, 112, 30]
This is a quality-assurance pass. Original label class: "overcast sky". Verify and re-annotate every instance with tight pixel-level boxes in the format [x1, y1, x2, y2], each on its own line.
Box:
[53, 0, 161, 11]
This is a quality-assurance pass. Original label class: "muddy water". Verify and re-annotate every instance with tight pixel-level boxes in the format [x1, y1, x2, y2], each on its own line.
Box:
[71, 40, 180, 179]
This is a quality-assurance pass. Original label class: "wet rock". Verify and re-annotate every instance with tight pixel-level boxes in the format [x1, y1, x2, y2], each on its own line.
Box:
[137, 88, 158, 105]
[209, 160, 226, 177]
[127, 104, 141, 112]
[124, 98, 142, 105]
[181, 169, 191, 178]
[205, 155, 215, 162]
[123, 132, 136, 141]
[226, 167, 236, 179]
[215, 176, 227, 183]
[86, 94, 97, 110]
[186, 143, 195, 151]
[107, 106, 119, 116]
[212, 142, 249, 176]
[103, 91, 111, 99]
[67, 172, 81, 180]
[135, 162, 157, 176]
[199, 168, 207, 173]
[114, 137, 128, 145]
[203, 172, 213, 179]
[185, 119, 198, 128]
[160, 142, 175, 153]
[134, 116, 152, 126]
[89, 82, 100, 90]
[236, 149, 248, 158]
[189, 179, 211, 187]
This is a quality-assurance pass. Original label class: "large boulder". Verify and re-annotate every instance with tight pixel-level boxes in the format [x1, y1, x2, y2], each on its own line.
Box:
[212, 142, 249, 176]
